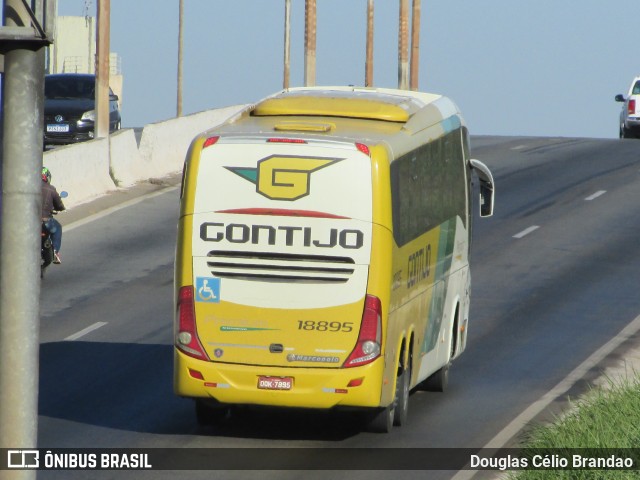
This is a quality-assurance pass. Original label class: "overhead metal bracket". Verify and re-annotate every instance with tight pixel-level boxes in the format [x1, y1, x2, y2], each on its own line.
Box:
[0, 0, 55, 45]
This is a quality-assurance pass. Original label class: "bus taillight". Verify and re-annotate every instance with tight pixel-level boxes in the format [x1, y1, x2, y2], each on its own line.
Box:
[202, 136, 220, 149]
[343, 295, 382, 368]
[355, 143, 371, 156]
[176, 286, 210, 361]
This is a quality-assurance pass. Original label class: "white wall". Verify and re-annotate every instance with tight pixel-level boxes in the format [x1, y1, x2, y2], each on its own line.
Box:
[43, 104, 248, 208]
[50, 17, 96, 74]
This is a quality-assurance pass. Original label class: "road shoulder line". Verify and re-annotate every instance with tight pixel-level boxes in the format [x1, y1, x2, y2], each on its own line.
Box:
[452, 313, 640, 480]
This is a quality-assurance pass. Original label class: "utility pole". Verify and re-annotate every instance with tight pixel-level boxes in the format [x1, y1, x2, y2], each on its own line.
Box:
[304, 0, 316, 87]
[0, 3, 54, 478]
[95, 0, 110, 139]
[398, 0, 409, 90]
[283, 0, 291, 89]
[409, 0, 421, 91]
[365, 0, 374, 87]
[177, 0, 184, 116]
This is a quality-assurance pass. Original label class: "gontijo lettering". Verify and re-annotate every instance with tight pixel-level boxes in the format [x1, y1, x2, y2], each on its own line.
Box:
[407, 243, 432, 289]
[200, 222, 364, 249]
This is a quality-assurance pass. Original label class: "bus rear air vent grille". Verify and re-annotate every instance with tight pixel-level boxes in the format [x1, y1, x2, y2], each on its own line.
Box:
[206, 250, 355, 283]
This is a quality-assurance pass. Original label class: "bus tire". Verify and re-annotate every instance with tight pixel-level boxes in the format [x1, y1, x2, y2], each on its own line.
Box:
[366, 404, 394, 433]
[393, 363, 411, 426]
[421, 363, 449, 392]
[195, 399, 229, 426]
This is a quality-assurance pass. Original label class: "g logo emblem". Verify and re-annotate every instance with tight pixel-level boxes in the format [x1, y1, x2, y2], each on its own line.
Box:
[227, 155, 342, 201]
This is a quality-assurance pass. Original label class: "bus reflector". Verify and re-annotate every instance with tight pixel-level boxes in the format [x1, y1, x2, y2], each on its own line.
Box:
[203, 136, 220, 149]
[347, 377, 365, 387]
[343, 295, 382, 368]
[204, 382, 231, 388]
[176, 286, 210, 361]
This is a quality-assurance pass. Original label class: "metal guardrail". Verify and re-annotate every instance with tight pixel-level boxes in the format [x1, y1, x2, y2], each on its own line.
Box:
[61, 53, 121, 75]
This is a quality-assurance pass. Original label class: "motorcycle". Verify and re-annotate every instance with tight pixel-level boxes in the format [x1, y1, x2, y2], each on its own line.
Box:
[40, 220, 55, 278]
[41, 191, 68, 278]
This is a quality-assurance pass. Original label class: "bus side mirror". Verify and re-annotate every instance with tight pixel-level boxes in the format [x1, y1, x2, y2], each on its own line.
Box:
[469, 159, 495, 217]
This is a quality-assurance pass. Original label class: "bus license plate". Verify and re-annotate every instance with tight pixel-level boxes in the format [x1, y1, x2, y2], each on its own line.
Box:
[258, 376, 293, 390]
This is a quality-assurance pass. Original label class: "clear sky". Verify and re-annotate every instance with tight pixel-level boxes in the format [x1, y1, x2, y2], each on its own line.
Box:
[58, 0, 638, 139]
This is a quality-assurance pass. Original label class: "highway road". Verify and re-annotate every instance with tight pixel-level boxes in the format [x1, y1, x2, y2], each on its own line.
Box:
[35, 136, 640, 479]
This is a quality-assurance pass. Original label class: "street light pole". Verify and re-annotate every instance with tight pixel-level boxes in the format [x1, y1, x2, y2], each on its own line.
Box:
[95, 0, 110, 139]
[283, 0, 291, 89]
[0, 45, 46, 476]
[365, 0, 374, 87]
[0, 3, 53, 478]
[304, 0, 316, 87]
[410, 0, 421, 91]
[177, 0, 184, 116]
[398, 0, 409, 90]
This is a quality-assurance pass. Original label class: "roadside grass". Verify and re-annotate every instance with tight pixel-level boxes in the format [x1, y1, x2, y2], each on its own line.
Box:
[508, 373, 640, 479]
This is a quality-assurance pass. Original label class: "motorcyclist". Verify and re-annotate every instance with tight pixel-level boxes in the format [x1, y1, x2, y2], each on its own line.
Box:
[41, 167, 65, 264]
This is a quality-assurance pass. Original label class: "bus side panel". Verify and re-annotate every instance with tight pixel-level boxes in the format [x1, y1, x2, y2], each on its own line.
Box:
[389, 225, 441, 388]
[387, 217, 470, 388]
[413, 216, 469, 382]
[388, 126, 471, 386]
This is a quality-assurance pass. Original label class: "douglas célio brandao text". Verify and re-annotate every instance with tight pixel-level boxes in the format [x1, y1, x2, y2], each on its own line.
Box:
[470, 453, 635, 471]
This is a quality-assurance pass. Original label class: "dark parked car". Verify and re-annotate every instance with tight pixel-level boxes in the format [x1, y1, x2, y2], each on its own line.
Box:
[44, 73, 121, 146]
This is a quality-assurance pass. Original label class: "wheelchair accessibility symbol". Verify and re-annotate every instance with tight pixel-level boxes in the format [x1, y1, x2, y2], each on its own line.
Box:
[196, 277, 221, 303]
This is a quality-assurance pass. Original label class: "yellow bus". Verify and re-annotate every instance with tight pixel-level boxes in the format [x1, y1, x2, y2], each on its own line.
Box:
[174, 86, 494, 432]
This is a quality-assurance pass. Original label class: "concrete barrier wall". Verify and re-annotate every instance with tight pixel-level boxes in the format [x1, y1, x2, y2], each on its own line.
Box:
[108, 128, 143, 187]
[43, 104, 249, 208]
[43, 137, 115, 207]
[135, 105, 248, 179]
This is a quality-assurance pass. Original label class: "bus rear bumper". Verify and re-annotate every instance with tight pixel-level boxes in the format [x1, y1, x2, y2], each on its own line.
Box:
[174, 350, 385, 409]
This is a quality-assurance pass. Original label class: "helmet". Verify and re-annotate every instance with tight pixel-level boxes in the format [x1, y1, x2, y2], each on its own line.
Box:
[41, 167, 51, 183]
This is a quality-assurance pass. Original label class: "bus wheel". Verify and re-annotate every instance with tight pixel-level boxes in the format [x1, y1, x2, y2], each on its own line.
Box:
[393, 363, 411, 426]
[421, 363, 449, 392]
[367, 403, 394, 433]
[367, 360, 410, 432]
[195, 399, 229, 426]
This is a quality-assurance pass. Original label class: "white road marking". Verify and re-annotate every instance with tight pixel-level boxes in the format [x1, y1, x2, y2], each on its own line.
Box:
[451, 313, 640, 480]
[59, 186, 176, 341]
[584, 190, 606, 201]
[65, 185, 179, 233]
[513, 225, 540, 239]
[511, 145, 527, 150]
[64, 322, 108, 341]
